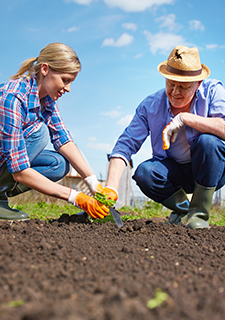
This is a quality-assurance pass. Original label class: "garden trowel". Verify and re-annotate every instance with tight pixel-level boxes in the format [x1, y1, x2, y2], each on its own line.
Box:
[109, 207, 123, 228]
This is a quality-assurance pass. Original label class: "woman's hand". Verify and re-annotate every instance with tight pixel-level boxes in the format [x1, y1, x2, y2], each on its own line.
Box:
[68, 189, 109, 219]
[84, 174, 104, 194]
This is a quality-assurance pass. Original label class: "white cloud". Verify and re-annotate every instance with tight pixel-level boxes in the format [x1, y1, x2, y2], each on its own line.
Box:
[87, 137, 113, 151]
[122, 22, 137, 32]
[143, 30, 187, 55]
[189, 20, 205, 31]
[103, 0, 175, 12]
[65, 0, 175, 11]
[65, 0, 93, 4]
[102, 33, 134, 47]
[100, 106, 121, 118]
[66, 26, 79, 32]
[134, 53, 143, 59]
[206, 44, 219, 50]
[117, 114, 133, 126]
[156, 14, 180, 32]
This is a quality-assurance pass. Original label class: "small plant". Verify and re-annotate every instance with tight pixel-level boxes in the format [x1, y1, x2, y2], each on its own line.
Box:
[147, 288, 168, 309]
[2, 299, 25, 308]
[94, 192, 116, 207]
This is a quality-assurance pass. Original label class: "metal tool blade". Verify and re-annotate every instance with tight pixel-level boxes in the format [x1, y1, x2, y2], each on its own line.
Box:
[109, 207, 123, 228]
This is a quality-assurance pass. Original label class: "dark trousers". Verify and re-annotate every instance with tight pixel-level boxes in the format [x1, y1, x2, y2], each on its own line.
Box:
[0, 123, 70, 185]
[132, 134, 225, 203]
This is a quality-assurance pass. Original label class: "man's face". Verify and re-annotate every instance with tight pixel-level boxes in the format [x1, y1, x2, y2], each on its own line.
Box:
[165, 79, 201, 111]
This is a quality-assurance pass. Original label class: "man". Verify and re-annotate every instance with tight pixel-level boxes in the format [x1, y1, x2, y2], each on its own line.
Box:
[102, 45, 225, 229]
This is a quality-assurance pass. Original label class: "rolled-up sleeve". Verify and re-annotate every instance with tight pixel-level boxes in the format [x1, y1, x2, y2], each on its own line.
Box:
[0, 93, 30, 173]
[208, 81, 225, 119]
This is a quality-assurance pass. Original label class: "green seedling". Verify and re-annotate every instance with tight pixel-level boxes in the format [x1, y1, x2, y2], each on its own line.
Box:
[147, 288, 168, 309]
[2, 299, 25, 308]
[94, 192, 116, 207]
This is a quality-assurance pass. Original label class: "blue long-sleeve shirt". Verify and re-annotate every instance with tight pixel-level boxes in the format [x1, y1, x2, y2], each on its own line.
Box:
[110, 79, 225, 165]
[0, 75, 73, 173]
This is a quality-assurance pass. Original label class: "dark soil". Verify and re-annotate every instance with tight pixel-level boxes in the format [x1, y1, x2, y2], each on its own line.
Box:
[1, 213, 225, 320]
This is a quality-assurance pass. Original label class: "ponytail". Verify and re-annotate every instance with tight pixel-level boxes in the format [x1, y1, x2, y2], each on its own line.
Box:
[10, 57, 37, 80]
[9, 42, 81, 81]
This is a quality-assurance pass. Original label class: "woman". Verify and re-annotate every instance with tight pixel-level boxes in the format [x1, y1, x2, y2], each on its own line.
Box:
[0, 42, 109, 221]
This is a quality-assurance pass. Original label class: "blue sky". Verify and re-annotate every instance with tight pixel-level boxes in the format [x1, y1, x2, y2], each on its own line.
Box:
[1, 0, 225, 196]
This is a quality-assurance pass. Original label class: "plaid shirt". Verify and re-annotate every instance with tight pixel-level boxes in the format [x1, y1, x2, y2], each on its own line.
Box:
[0, 75, 72, 174]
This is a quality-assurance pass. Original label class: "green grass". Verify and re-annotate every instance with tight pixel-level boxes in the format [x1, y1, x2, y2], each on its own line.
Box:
[10, 200, 170, 222]
[119, 201, 170, 221]
[11, 201, 83, 220]
[11, 200, 163, 221]
[209, 204, 225, 226]
[10, 201, 225, 226]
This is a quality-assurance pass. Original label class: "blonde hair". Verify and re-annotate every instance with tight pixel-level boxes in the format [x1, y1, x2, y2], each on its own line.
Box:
[10, 42, 81, 80]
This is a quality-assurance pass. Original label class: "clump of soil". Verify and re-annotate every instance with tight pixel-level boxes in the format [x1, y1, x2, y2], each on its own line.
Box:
[1, 214, 225, 320]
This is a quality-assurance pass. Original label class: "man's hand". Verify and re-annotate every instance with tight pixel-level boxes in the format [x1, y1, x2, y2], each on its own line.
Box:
[84, 175, 104, 194]
[162, 113, 184, 150]
[68, 189, 109, 219]
[102, 186, 118, 201]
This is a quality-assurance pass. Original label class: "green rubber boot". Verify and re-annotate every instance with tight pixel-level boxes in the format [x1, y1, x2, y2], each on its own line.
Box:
[185, 182, 216, 229]
[7, 182, 31, 197]
[0, 169, 30, 221]
[162, 188, 189, 225]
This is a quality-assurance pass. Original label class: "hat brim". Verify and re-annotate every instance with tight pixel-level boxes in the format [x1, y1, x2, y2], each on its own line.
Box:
[157, 61, 210, 82]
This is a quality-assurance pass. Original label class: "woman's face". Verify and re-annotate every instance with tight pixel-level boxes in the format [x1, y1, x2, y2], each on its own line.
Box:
[38, 64, 78, 100]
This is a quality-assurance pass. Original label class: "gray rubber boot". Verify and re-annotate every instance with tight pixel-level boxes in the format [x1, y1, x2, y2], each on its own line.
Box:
[186, 182, 215, 229]
[0, 169, 30, 221]
[162, 188, 189, 225]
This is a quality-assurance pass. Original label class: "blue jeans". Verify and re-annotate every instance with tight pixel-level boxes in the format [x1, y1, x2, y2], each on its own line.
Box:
[132, 134, 225, 203]
[25, 123, 70, 182]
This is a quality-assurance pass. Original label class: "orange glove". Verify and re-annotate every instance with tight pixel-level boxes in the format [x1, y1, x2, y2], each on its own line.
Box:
[68, 189, 109, 219]
[84, 175, 104, 194]
[102, 186, 118, 201]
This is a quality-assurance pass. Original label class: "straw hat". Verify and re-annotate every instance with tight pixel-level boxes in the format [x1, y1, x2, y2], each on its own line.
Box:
[157, 45, 210, 82]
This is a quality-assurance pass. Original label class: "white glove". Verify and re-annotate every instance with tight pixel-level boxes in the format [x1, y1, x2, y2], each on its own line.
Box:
[68, 188, 80, 205]
[84, 175, 103, 194]
[162, 113, 184, 150]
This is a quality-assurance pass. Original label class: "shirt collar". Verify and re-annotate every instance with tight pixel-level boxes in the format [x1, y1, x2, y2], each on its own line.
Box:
[30, 74, 56, 109]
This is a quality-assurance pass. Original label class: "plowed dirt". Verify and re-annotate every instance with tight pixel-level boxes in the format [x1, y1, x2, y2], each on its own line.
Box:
[1, 214, 225, 320]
